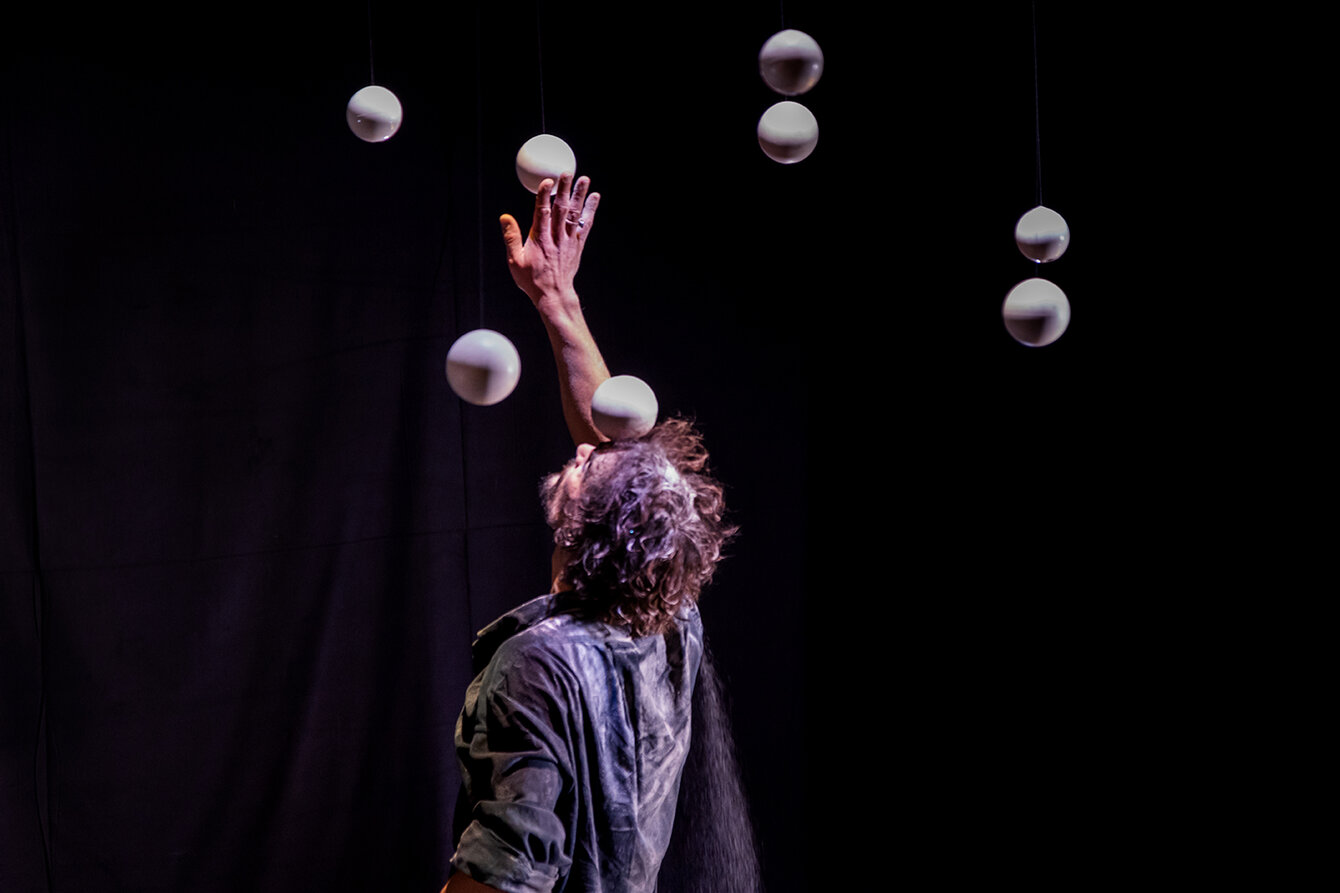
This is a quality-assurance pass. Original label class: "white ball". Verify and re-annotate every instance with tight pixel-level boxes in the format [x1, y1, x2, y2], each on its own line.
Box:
[759, 29, 824, 96]
[516, 134, 577, 194]
[757, 101, 819, 164]
[1015, 206, 1070, 262]
[445, 329, 522, 406]
[1002, 278, 1071, 347]
[346, 85, 403, 143]
[591, 375, 658, 440]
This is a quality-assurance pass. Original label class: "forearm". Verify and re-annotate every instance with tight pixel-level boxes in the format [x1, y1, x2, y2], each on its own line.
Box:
[536, 288, 610, 446]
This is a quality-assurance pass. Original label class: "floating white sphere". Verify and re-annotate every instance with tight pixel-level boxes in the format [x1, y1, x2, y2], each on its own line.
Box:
[1002, 278, 1071, 347]
[759, 29, 824, 96]
[516, 134, 577, 194]
[346, 85, 403, 143]
[757, 101, 819, 164]
[1015, 206, 1070, 263]
[591, 375, 658, 440]
[445, 329, 522, 406]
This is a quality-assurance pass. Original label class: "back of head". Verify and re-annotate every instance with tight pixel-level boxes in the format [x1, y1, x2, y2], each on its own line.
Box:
[543, 418, 736, 637]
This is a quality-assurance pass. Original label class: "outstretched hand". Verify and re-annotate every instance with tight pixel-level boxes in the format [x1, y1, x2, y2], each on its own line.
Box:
[499, 172, 609, 446]
[500, 172, 600, 307]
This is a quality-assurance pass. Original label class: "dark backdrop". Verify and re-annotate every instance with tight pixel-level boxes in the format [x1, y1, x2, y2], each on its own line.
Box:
[3, 3, 1179, 891]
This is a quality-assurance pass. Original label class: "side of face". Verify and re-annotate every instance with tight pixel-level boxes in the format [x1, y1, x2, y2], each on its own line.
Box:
[542, 442, 597, 526]
[541, 443, 604, 593]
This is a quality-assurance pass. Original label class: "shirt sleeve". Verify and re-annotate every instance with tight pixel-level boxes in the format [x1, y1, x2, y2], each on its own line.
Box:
[451, 636, 578, 893]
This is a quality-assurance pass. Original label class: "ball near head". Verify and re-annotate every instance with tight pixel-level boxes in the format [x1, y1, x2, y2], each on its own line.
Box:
[446, 329, 522, 406]
[1015, 206, 1070, 263]
[591, 375, 659, 440]
[1002, 278, 1071, 347]
[346, 85, 403, 143]
[516, 134, 577, 194]
[759, 29, 824, 96]
[757, 100, 819, 164]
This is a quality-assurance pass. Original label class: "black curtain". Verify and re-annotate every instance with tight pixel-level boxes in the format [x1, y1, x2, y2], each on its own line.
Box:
[3, 4, 1168, 891]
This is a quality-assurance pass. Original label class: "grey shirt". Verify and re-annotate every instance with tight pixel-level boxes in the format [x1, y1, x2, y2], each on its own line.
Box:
[451, 594, 703, 893]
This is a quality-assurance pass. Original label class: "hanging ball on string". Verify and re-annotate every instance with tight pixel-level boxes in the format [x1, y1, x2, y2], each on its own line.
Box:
[445, 329, 522, 406]
[759, 29, 824, 96]
[757, 101, 819, 164]
[346, 85, 403, 143]
[516, 134, 577, 194]
[1002, 278, 1070, 347]
[1015, 206, 1070, 262]
[591, 375, 658, 440]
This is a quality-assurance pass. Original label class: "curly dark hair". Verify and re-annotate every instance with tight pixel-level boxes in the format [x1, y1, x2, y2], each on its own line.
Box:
[540, 418, 736, 637]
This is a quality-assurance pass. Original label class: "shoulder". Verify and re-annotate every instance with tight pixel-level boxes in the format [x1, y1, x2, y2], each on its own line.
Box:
[483, 614, 614, 693]
[481, 604, 702, 693]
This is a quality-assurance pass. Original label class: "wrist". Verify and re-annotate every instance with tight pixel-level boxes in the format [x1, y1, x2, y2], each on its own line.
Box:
[534, 287, 582, 319]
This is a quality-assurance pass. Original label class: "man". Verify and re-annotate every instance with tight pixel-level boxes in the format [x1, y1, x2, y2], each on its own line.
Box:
[441, 174, 744, 893]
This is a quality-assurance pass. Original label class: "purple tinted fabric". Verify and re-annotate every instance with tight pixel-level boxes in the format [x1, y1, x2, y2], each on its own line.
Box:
[451, 594, 702, 893]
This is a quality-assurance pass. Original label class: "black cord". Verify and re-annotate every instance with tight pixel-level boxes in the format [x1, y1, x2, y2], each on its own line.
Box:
[1032, 0, 1044, 207]
[5, 110, 55, 890]
[535, 0, 546, 133]
[366, 0, 377, 85]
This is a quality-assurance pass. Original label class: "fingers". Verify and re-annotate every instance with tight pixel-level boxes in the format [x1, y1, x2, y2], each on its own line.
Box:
[553, 173, 583, 238]
[552, 172, 573, 209]
[569, 176, 588, 210]
[532, 179, 555, 246]
[562, 175, 586, 227]
[523, 173, 593, 251]
[576, 189, 599, 241]
[564, 176, 597, 238]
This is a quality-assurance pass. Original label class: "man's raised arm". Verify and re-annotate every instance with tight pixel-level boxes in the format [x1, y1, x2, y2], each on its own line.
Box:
[499, 172, 609, 446]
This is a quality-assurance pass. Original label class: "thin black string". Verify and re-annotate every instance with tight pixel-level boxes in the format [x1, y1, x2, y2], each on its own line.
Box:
[29, 258, 54, 893]
[5, 99, 55, 893]
[463, 0, 485, 652]
[476, 2, 487, 325]
[1032, 0, 1043, 207]
[366, 0, 376, 84]
[536, 0, 546, 133]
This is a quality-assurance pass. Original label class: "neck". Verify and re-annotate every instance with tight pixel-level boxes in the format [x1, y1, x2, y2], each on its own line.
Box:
[550, 546, 574, 593]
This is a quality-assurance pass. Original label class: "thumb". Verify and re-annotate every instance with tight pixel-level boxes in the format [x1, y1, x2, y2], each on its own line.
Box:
[499, 214, 524, 262]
